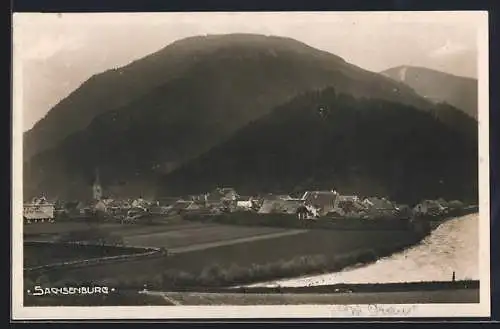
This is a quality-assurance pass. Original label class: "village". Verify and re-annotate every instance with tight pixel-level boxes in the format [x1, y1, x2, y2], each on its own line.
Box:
[23, 171, 463, 224]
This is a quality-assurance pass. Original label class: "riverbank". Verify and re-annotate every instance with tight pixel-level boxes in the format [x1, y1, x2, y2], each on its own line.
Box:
[249, 212, 479, 288]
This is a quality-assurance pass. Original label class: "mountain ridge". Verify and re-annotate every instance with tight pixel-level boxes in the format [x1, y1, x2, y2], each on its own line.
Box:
[381, 65, 477, 119]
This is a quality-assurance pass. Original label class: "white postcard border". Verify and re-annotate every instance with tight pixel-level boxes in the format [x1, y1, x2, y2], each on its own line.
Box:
[11, 11, 491, 320]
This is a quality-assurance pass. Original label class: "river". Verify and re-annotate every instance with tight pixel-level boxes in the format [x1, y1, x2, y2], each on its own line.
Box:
[249, 213, 479, 287]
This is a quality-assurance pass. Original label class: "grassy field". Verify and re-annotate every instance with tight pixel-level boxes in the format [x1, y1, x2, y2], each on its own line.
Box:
[122, 224, 295, 248]
[23, 222, 293, 268]
[23, 242, 151, 268]
[162, 228, 421, 274]
[23, 216, 191, 238]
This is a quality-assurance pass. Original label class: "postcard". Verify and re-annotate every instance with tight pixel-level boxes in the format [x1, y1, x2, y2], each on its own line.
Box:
[11, 11, 490, 320]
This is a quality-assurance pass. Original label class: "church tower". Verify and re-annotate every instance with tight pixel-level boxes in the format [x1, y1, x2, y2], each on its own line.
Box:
[93, 168, 102, 201]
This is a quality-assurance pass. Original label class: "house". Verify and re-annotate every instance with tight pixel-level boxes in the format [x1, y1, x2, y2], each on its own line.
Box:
[413, 200, 447, 216]
[447, 200, 464, 210]
[296, 205, 319, 220]
[363, 197, 396, 215]
[206, 187, 238, 202]
[436, 198, 450, 208]
[236, 196, 254, 211]
[394, 204, 412, 217]
[204, 187, 239, 209]
[103, 199, 122, 210]
[335, 195, 366, 215]
[23, 196, 55, 222]
[258, 198, 304, 214]
[131, 197, 149, 209]
[94, 200, 108, 213]
[301, 191, 339, 216]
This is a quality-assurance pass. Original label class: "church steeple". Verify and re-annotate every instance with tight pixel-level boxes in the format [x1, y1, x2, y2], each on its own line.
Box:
[93, 168, 102, 201]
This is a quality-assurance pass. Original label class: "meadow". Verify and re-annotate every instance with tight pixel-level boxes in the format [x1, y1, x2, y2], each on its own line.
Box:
[122, 224, 291, 248]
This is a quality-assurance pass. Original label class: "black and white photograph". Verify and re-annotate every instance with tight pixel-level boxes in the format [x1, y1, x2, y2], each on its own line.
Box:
[12, 11, 490, 319]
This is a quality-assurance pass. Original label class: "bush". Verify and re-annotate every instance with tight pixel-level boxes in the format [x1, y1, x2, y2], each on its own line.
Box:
[158, 249, 386, 289]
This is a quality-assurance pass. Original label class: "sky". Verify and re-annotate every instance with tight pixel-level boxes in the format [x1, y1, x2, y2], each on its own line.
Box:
[13, 11, 483, 131]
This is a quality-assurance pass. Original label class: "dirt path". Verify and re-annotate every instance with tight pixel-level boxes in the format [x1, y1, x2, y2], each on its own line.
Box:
[169, 229, 308, 254]
[145, 289, 479, 305]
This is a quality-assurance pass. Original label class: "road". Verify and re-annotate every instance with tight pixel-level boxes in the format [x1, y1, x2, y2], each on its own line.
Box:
[141, 288, 479, 305]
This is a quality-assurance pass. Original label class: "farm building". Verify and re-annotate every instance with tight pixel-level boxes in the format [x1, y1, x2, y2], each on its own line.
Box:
[23, 196, 55, 222]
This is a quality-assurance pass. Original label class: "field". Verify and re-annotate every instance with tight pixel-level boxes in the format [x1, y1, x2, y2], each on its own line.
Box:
[23, 216, 190, 239]
[122, 224, 300, 248]
[24, 242, 150, 268]
[25, 221, 424, 290]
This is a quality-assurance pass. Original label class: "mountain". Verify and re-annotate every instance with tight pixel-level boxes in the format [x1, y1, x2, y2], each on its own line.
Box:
[24, 34, 432, 160]
[159, 87, 478, 205]
[381, 66, 478, 119]
[24, 34, 441, 200]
